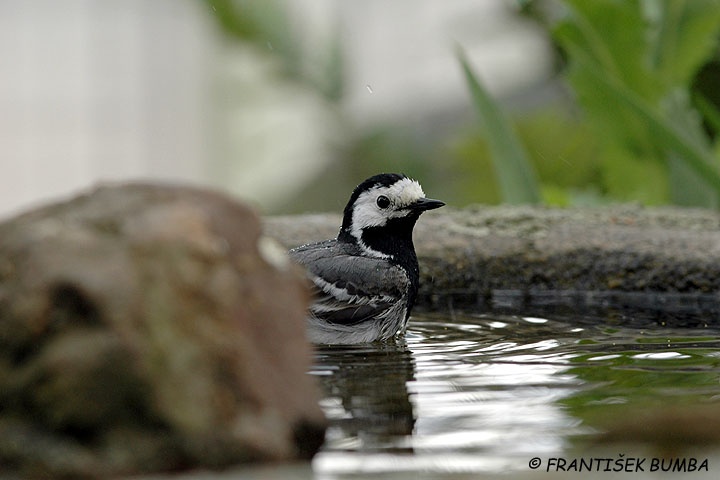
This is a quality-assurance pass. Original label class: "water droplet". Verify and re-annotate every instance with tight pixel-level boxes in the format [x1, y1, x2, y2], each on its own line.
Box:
[366, 84, 373, 94]
[267, 41, 273, 51]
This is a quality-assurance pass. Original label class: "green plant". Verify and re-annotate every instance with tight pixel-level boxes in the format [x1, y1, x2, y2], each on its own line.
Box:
[552, 0, 720, 207]
[457, 46, 542, 204]
[458, 0, 720, 207]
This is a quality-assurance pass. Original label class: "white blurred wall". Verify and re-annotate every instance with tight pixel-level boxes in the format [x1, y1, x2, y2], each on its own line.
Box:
[0, 0, 553, 218]
[0, 0, 219, 219]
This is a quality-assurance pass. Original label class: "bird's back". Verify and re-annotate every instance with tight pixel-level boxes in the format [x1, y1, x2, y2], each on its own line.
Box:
[290, 239, 412, 344]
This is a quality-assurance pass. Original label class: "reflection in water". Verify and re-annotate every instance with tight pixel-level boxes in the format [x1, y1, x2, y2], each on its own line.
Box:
[311, 312, 720, 477]
[405, 315, 584, 471]
[311, 342, 416, 453]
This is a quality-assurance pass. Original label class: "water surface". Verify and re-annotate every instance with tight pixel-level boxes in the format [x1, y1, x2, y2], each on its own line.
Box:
[310, 311, 720, 478]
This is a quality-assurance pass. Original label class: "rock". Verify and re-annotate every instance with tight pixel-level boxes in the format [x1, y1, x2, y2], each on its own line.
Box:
[0, 184, 326, 478]
[265, 205, 720, 322]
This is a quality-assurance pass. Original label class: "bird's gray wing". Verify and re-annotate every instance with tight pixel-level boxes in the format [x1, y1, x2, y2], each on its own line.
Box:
[290, 241, 409, 325]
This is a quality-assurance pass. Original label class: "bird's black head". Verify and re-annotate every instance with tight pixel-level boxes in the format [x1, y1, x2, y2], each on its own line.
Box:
[337, 173, 444, 260]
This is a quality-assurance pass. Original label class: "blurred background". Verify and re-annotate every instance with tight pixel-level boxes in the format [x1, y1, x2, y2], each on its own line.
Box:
[1, 0, 719, 219]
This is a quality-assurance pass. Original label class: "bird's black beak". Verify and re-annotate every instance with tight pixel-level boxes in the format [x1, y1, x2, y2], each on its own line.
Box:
[411, 197, 445, 211]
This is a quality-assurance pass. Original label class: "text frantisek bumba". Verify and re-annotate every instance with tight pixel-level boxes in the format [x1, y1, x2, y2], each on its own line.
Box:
[528, 455, 709, 473]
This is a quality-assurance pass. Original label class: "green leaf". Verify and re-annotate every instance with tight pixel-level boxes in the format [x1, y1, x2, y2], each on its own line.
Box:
[558, 0, 662, 98]
[662, 88, 719, 205]
[647, 0, 720, 88]
[553, 4, 661, 155]
[580, 58, 720, 196]
[456, 46, 541, 204]
[552, 0, 720, 207]
[694, 91, 720, 137]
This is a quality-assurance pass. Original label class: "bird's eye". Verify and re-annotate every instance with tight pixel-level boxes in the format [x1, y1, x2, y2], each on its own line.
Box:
[376, 195, 391, 209]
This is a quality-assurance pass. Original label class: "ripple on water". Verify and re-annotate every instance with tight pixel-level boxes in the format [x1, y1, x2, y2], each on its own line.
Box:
[311, 311, 720, 477]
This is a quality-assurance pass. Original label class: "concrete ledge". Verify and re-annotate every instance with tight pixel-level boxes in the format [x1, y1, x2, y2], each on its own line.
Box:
[264, 205, 720, 322]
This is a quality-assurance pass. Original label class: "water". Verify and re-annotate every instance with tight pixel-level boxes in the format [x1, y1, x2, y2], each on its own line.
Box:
[310, 311, 720, 478]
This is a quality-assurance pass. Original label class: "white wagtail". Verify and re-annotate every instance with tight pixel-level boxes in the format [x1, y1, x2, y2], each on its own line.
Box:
[290, 173, 444, 345]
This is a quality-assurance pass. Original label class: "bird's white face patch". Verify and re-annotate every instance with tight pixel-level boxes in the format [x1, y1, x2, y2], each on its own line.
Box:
[349, 177, 426, 248]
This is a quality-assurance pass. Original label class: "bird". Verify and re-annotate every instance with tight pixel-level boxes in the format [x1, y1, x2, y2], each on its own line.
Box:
[289, 173, 444, 345]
